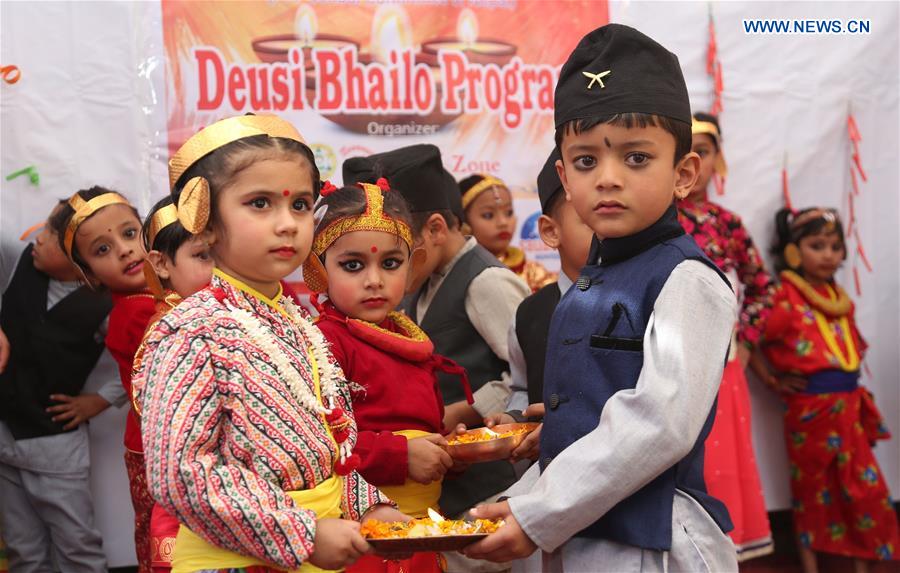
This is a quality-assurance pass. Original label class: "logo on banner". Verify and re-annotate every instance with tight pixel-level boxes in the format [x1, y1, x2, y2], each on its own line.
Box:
[311, 143, 337, 180]
[520, 212, 541, 240]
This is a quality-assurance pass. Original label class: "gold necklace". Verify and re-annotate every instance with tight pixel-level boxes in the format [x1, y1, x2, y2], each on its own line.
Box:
[781, 270, 851, 317]
[811, 284, 860, 371]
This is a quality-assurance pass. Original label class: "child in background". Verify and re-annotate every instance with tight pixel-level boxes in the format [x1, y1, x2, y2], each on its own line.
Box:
[466, 24, 738, 572]
[136, 114, 405, 572]
[54, 186, 157, 572]
[677, 112, 775, 559]
[0, 200, 126, 573]
[132, 195, 214, 572]
[459, 174, 557, 292]
[486, 150, 595, 573]
[311, 179, 472, 573]
[757, 207, 899, 573]
[487, 149, 594, 461]
[343, 145, 530, 525]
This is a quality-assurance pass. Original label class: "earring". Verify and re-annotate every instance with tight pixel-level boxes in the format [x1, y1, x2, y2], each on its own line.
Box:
[302, 253, 328, 293]
[783, 243, 802, 269]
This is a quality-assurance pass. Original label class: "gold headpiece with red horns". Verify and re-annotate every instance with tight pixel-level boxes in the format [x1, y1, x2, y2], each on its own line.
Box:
[303, 178, 414, 293]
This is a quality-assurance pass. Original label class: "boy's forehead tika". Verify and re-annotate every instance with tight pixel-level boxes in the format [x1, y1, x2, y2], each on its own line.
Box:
[554, 23, 691, 128]
[343, 144, 453, 213]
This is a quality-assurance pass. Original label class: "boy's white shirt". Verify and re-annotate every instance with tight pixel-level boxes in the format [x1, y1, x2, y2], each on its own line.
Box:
[505, 259, 737, 563]
[416, 236, 531, 415]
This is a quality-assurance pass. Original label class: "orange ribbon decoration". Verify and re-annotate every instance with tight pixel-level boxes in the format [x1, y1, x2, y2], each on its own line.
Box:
[1, 65, 21, 84]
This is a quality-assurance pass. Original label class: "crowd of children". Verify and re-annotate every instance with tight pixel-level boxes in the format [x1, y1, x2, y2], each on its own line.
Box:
[0, 21, 897, 573]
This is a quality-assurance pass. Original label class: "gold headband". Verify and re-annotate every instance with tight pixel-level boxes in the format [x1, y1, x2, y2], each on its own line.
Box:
[691, 119, 728, 178]
[167, 114, 307, 236]
[310, 183, 414, 258]
[168, 115, 306, 190]
[64, 193, 131, 259]
[791, 208, 839, 233]
[461, 175, 508, 209]
[147, 204, 179, 248]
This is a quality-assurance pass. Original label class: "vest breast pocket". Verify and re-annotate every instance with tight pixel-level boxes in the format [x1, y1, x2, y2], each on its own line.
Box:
[590, 302, 642, 352]
[589, 334, 642, 352]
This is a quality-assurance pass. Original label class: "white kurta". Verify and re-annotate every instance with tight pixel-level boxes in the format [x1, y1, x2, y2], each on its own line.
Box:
[505, 260, 739, 573]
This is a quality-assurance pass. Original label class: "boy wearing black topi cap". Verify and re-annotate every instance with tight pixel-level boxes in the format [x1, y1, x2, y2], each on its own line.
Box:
[486, 148, 594, 441]
[465, 24, 739, 572]
[343, 145, 531, 534]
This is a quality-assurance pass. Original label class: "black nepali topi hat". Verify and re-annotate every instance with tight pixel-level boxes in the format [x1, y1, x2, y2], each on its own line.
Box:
[342, 144, 452, 213]
[537, 148, 564, 214]
[554, 23, 691, 129]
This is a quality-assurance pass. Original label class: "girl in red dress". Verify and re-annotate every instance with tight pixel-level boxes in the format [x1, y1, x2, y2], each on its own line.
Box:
[757, 207, 898, 573]
[133, 195, 214, 573]
[677, 113, 775, 560]
[309, 180, 472, 573]
[56, 186, 157, 572]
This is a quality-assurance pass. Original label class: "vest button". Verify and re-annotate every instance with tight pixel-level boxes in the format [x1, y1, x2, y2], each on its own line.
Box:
[543, 456, 553, 466]
[548, 393, 560, 410]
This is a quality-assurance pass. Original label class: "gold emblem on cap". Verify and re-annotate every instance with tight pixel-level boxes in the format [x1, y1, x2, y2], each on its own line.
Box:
[583, 70, 611, 90]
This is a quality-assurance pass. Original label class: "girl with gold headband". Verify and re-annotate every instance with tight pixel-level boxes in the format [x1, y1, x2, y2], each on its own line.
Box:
[308, 179, 473, 573]
[458, 174, 556, 292]
[132, 195, 214, 572]
[676, 112, 776, 560]
[756, 207, 898, 572]
[133, 114, 406, 573]
[54, 185, 159, 572]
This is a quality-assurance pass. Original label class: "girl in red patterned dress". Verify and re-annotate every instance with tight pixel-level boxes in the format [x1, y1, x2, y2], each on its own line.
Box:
[133, 195, 214, 573]
[757, 207, 898, 573]
[56, 186, 157, 572]
[309, 180, 471, 573]
[134, 115, 406, 573]
[676, 113, 776, 560]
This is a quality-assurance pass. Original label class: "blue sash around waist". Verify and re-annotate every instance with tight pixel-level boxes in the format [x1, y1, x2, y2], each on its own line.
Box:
[804, 370, 859, 394]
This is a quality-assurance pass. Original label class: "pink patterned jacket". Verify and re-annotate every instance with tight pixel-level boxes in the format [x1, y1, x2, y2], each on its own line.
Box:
[135, 272, 389, 570]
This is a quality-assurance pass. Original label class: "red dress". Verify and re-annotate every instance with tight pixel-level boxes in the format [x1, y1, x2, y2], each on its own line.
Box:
[678, 198, 775, 559]
[316, 302, 470, 573]
[106, 290, 157, 573]
[763, 272, 898, 561]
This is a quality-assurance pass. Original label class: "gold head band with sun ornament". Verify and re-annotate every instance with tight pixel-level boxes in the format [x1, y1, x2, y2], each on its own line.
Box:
[167, 115, 307, 236]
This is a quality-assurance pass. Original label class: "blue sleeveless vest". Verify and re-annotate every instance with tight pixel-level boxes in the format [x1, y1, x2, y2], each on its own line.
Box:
[539, 206, 733, 550]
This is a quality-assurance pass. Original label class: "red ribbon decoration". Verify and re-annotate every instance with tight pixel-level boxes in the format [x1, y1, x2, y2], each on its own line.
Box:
[854, 229, 873, 273]
[853, 265, 862, 297]
[707, 7, 724, 115]
[846, 192, 855, 238]
[781, 165, 793, 213]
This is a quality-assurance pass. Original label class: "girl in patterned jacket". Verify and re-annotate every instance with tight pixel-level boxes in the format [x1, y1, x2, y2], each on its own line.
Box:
[134, 115, 405, 573]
